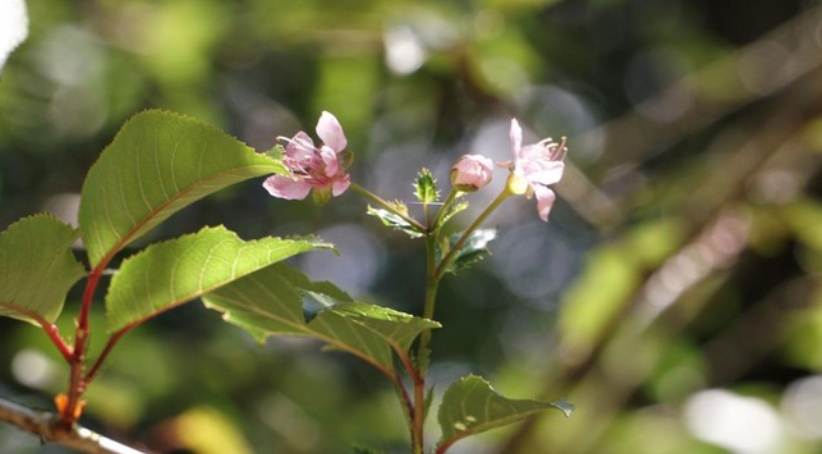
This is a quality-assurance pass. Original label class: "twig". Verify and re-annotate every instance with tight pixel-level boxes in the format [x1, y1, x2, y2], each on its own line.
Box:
[0, 395, 152, 454]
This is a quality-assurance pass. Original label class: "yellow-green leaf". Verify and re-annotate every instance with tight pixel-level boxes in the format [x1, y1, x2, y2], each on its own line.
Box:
[0, 214, 85, 325]
[437, 375, 571, 449]
[79, 110, 285, 267]
[106, 226, 329, 332]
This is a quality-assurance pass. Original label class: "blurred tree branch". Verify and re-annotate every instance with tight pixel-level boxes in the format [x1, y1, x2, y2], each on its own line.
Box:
[495, 3, 822, 453]
[0, 395, 153, 454]
[558, 4, 822, 229]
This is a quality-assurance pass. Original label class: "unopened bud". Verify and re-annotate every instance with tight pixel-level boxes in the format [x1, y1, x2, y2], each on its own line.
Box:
[450, 154, 494, 192]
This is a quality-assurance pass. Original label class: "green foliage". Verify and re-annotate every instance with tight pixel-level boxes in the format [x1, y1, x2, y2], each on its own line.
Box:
[414, 168, 440, 204]
[437, 375, 572, 448]
[352, 447, 389, 454]
[79, 110, 286, 267]
[328, 302, 440, 354]
[105, 226, 330, 332]
[439, 228, 497, 275]
[0, 215, 85, 325]
[203, 264, 435, 376]
[438, 199, 469, 230]
[366, 204, 424, 238]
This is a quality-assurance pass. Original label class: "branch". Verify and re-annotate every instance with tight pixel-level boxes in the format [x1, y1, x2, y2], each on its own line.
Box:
[0, 395, 153, 454]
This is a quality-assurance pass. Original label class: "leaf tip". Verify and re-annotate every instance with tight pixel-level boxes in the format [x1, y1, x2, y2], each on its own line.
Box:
[552, 397, 574, 418]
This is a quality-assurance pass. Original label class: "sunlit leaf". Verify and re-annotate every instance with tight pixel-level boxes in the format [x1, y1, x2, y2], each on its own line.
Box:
[329, 301, 440, 353]
[79, 110, 285, 267]
[106, 226, 329, 332]
[414, 168, 439, 204]
[440, 229, 497, 275]
[437, 375, 571, 449]
[0, 215, 85, 325]
[366, 205, 423, 238]
[438, 199, 468, 230]
[203, 264, 434, 376]
[0, 0, 28, 74]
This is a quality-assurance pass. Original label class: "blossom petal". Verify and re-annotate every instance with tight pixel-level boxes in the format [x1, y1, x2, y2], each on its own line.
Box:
[451, 154, 494, 191]
[509, 118, 523, 159]
[316, 111, 347, 153]
[532, 185, 557, 222]
[526, 161, 565, 186]
[285, 131, 316, 160]
[331, 175, 351, 196]
[319, 146, 341, 176]
[263, 175, 312, 200]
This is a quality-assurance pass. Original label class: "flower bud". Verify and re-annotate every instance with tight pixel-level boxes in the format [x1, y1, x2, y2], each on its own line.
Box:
[450, 154, 493, 192]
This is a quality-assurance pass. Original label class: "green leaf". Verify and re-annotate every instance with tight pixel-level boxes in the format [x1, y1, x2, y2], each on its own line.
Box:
[0, 214, 85, 325]
[203, 264, 435, 376]
[79, 110, 285, 267]
[366, 204, 423, 238]
[440, 229, 497, 275]
[424, 385, 436, 420]
[352, 447, 390, 454]
[328, 301, 440, 353]
[414, 168, 439, 204]
[106, 226, 329, 332]
[437, 375, 572, 449]
[438, 198, 468, 229]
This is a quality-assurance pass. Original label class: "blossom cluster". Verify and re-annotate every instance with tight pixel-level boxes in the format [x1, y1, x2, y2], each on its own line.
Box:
[264, 112, 567, 222]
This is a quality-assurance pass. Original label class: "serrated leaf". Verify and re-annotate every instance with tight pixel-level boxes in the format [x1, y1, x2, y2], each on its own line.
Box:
[414, 168, 439, 204]
[105, 226, 329, 332]
[437, 375, 572, 448]
[367, 205, 423, 238]
[0, 215, 85, 324]
[440, 229, 497, 275]
[202, 264, 435, 376]
[79, 110, 285, 267]
[328, 302, 440, 353]
[438, 199, 468, 229]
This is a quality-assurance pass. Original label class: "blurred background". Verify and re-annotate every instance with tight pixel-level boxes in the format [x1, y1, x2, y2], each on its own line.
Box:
[2, 0, 822, 453]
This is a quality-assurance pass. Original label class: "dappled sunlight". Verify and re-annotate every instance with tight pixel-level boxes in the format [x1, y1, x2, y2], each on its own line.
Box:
[3, 1, 822, 454]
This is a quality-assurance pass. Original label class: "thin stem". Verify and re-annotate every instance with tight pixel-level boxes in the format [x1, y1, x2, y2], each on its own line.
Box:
[432, 189, 460, 234]
[435, 437, 459, 454]
[349, 183, 426, 233]
[42, 323, 73, 363]
[0, 303, 74, 362]
[84, 325, 134, 385]
[410, 233, 442, 454]
[435, 188, 512, 280]
[63, 264, 107, 423]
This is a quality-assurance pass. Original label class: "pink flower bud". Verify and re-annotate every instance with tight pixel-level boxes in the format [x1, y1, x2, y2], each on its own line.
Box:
[450, 154, 494, 192]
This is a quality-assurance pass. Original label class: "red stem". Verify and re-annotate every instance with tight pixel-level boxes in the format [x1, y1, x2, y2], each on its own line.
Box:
[83, 325, 133, 384]
[412, 377, 425, 453]
[435, 437, 459, 454]
[62, 264, 107, 423]
[0, 303, 74, 362]
[42, 323, 73, 362]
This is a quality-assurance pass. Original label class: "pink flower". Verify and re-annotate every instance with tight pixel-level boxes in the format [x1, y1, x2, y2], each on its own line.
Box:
[263, 111, 351, 203]
[501, 119, 566, 222]
[451, 154, 494, 192]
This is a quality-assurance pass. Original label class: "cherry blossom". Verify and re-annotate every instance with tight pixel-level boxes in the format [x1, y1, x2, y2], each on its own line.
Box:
[501, 119, 566, 222]
[263, 111, 351, 203]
